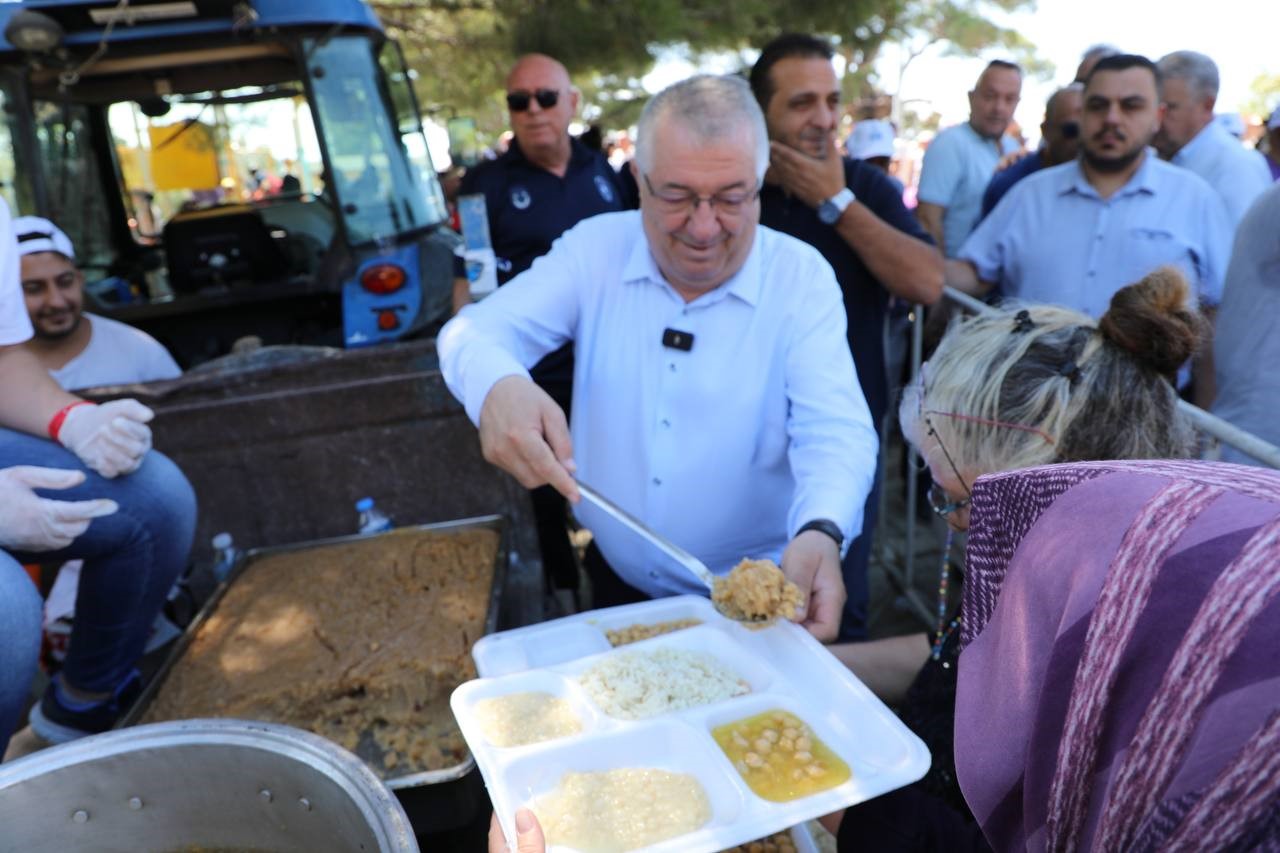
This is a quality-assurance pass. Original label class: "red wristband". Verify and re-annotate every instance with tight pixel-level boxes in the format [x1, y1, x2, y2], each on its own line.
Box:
[47, 401, 95, 443]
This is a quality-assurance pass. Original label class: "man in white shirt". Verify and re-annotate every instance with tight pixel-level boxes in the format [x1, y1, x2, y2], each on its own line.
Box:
[438, 74, 878, 641]
[1153, 51, 1271, 227]
[16, 216, 180, 390]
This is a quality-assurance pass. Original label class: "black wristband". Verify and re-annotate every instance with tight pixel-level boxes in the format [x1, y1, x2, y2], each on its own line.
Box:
[797, 519, 843, 549]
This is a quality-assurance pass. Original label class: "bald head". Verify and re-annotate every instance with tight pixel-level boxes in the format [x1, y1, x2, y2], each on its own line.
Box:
[506, 53, 571, 91]
[505, 53, 579, 172]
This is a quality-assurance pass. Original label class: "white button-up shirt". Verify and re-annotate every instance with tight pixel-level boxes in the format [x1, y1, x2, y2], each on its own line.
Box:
[439, 211, 877, 597]
[1172, 119, 1273, 228]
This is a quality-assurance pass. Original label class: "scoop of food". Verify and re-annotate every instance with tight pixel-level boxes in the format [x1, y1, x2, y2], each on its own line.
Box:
[712, 559, 804, 624]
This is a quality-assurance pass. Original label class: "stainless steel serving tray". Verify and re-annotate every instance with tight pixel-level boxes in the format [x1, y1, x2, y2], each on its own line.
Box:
[121, 515, 508, 798]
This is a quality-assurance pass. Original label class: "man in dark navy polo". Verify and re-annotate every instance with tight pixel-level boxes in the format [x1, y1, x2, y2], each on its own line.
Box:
[750, 34, 944, 641]
[458, 53, 626, 589]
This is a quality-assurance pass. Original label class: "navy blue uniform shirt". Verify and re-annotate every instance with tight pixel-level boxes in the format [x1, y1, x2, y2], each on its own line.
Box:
[459, 138, 626, 404]
[980, 150, 1044, 220]
[460, 138, 626, 284]
[760, 158, 933, 426]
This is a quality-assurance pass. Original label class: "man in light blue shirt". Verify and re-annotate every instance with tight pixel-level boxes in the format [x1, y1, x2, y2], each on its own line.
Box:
[948, 54, 1231, 406]
[916, 60, 1023, 257]
[1154, 51, 1271, 227]
[438, 75, 878, 642]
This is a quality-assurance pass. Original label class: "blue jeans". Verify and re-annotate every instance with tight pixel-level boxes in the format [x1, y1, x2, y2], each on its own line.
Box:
[0, 428, 196, 747]
[0, 552, 42, 750]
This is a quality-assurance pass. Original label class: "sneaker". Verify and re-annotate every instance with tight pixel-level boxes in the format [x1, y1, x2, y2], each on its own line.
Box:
[28, 669, 143, 745]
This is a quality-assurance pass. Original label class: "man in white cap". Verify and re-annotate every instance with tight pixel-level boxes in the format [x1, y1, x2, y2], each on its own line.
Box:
[846, 119, 905, 194]
[16, 216, 179, 390]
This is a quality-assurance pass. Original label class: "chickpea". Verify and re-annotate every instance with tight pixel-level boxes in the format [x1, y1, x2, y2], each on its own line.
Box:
[762, 728, 780, 743]
[732, 731, 749, 748]
[807, 763, 825, 777]
[791, 767, 805, 780]
[795, 735, 812, 752]
[745, 751, 765, 768]
[779, 736, 795, 751]
[782, 727, 799, 740]
[753, 737, 772, 753]
[794, 750, 812, 762]
[735, 759, 749, 775]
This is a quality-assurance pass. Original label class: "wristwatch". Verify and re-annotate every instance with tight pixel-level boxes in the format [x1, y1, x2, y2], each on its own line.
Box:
[797, 519, 844, 549]
[817, 187, 855, 225]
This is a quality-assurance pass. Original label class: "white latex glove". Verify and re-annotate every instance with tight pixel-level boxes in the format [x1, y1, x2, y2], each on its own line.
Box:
[57, 400, 154, 478]
[0, 466, 118, 552]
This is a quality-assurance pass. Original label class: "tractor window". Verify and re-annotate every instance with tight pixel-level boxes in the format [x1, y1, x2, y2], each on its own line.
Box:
[377, 40, 448, 225]
[32, 99, 115, 277]
[306, 35, 444, 245]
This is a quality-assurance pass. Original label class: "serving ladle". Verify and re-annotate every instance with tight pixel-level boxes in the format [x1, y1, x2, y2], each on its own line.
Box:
[576, 481, 771, 623]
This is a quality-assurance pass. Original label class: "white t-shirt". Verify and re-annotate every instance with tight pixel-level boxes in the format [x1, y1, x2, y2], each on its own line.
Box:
[0, 199, 34, 346]
[50, 313, 181, 390]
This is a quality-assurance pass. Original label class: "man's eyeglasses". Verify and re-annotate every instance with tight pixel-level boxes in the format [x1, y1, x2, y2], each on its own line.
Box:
[641, 173, 759, 219]
[506, 89, 560, 112]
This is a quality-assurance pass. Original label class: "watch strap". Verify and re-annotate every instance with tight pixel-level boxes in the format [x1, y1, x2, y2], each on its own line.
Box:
[797, 518, 844, 548]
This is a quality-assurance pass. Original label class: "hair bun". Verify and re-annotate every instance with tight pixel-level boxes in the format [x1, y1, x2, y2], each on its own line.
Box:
[1097, 266, 1201, 376]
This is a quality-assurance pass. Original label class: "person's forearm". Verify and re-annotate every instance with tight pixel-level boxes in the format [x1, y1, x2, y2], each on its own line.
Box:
[0, 345, 80, 436]
[835, 204, 944, 305]
[451, 276, 471, 316]
[829, 633, 931, 706]
[915, 203, 946, 256]
[943, 258, 993, 296]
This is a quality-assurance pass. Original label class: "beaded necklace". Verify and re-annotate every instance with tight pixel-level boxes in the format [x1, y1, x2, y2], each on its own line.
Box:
[931, 530, 962, 662]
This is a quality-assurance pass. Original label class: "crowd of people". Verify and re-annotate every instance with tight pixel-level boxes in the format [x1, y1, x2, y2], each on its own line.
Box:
[454, 35, 1279, 853]
[0, 26, 1277, 853]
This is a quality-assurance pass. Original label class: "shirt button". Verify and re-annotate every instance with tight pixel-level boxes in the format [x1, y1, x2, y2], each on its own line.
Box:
[669, 363, 676, 372]
[649, 570, 659, 578]
[661, 418, 671, 428]
[652, 477, 662, 486]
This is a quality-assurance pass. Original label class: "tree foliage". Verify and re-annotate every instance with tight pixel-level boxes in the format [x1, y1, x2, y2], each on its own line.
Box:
[372, 0, 1046, 139]
[1242, 72, 1280, 121]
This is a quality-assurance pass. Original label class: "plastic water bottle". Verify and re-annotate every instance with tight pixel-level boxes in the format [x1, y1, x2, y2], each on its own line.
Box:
[211, 532, 240, 582]
[356, 497, 393, 534]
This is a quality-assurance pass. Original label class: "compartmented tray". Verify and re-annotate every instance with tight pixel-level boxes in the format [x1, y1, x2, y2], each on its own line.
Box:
[454, 595, 930, 853]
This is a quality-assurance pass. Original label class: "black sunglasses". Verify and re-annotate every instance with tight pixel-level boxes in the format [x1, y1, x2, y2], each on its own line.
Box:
[506, 89, 560, 112]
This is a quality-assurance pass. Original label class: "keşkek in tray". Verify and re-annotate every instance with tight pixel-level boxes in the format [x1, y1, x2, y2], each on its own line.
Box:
[451, 595, 930, 853]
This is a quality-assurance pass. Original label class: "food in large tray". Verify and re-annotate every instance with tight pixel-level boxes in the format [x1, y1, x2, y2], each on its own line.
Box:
[141, 527, 499, 778]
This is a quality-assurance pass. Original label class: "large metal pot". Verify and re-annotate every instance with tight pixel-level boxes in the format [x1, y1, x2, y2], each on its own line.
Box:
[0, 719, 418, 852]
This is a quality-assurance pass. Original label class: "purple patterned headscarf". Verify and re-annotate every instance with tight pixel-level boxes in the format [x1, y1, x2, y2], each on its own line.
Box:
[955, 460, 1280, 851]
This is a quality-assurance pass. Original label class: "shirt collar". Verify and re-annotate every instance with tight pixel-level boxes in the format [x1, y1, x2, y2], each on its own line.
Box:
[621, 218, 764, 308]
[1058, 150, 1159, 199]
[1171, 120, 1218, 166]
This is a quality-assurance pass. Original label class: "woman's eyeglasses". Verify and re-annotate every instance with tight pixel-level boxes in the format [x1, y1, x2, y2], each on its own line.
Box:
[506, 89, 560, 112]
[927, 480, 971, 519]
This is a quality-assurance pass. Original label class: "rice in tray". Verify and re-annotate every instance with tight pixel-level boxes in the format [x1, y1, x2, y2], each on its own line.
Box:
[578, 646, 749, 719]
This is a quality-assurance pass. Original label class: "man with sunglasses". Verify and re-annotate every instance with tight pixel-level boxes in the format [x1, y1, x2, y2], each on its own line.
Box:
[980, 83, 1084, 219]
[458, 53, 628, 590]
[439, 74, 878, 643]
[748, 34, 943, 641]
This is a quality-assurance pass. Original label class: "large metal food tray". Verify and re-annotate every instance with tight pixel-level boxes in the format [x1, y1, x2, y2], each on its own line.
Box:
[121, 515, 508, 832]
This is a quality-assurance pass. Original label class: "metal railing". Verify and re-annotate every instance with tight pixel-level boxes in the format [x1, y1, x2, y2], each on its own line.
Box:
[886, 287, 1280, 628]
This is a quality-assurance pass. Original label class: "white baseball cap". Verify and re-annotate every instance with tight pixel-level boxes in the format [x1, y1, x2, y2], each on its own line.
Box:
[13, 216, 75, 261]
[846, 119, 896, 160]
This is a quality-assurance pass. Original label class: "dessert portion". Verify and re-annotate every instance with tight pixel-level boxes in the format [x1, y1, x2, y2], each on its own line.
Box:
[536, 768, 712, 853]
[473, 691, 582, 748]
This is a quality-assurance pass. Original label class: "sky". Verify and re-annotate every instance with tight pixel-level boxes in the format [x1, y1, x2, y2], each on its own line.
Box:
[641, 0, 1276, 145]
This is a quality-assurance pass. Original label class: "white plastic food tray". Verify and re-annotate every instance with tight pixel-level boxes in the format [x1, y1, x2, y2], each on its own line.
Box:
[453, 595, 930, 853]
